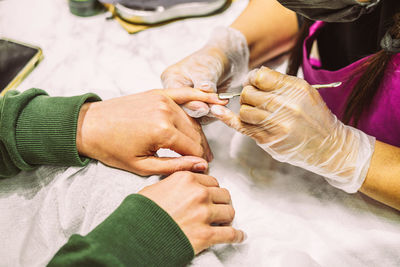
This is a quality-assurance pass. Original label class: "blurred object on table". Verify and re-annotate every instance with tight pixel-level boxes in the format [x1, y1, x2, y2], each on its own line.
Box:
[102, 0, 232, 34]
[69, 0, 105, 17]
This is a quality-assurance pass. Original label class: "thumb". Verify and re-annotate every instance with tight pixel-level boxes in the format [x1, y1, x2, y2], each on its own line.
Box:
[133, 156, 209, 176]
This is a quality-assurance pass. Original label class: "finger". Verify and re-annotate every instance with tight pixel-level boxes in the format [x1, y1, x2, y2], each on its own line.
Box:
[211, 105, 271, 144]
[164, 128, 205, 159]
[239, 104, 271, 125]
[193, 173, 220, 187]
[210, 105, 253, 134]
[169, 101, 213, 161]
[181, 101, 210, 118]
[209, 187, 231, 204]
[132, 156, 208, 176]
[241, 86, 287, 113]
[164, 87, 228, 106]
[247, 66, 290, 92]
[209, 226, 246, 245]
[210, 204, 235, 224]
[161, 71, 193, 88]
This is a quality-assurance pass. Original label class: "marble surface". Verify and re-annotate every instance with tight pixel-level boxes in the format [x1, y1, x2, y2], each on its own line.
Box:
[1, 0, 400, 266]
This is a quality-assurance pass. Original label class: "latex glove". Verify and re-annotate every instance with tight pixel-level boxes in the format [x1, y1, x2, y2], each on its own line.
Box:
[211, 67, 375, 193]
[161, 27, 249, 119]
[76, 87, 228, 176]
[139, 171, 245, 254]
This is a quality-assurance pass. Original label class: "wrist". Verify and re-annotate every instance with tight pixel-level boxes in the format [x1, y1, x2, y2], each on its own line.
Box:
[323, 124, 375, 193]
[76, 102, 93, 158]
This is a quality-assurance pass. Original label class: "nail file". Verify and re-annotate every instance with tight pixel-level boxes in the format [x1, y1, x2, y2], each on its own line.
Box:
[218, 82, 342, 100]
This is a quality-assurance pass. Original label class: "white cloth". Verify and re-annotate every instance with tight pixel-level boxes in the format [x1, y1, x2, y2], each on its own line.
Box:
[1, 0, 400, 266]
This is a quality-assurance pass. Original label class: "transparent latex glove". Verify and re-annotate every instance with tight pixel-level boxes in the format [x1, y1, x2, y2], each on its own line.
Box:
[211, 67, 376, 193]
[161, 27, 249, 120]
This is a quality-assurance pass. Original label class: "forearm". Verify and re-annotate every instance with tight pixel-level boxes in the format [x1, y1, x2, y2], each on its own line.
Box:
[0, 89, 100, 178]
[360, 141, 400, 210]
[48, 194, 194, 267]
[231, 0, 298, 67]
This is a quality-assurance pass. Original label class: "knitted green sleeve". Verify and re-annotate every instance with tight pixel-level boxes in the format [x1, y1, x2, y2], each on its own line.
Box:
[48, 194, 195, 267]
[0, 89, 101, 178]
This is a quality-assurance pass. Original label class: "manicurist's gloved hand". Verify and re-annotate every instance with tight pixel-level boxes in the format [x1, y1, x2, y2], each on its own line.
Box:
[76, 88, 227, 176]
[211, 67, 376, 193]
[161, 27, 249, 119]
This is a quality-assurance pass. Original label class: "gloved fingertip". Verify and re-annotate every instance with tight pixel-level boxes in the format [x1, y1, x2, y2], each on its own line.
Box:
[246, 68, 259, 85]
[196, 81, 217, 92]
[183, 106, 210, 118]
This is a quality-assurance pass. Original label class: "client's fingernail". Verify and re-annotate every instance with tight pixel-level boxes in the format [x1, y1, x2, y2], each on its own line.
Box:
[210, 105, 226, 116]
[212, 94, 229, 104]
[192, 162, 208, 172]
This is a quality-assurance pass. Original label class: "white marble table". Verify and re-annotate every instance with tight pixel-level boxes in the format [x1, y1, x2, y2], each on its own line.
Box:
[1, 0, 400, 266]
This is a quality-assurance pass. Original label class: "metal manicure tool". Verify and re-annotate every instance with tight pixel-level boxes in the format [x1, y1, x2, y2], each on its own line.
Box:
[218, 82, 342, 100]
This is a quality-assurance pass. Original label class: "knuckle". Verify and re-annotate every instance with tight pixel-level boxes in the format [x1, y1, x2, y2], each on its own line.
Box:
[194, 205, 211, 221]
[198, 227, 213, 242]
[179, 171, 195, 183]
[195, 187, 210, 202]
[155, 122, 174, 138]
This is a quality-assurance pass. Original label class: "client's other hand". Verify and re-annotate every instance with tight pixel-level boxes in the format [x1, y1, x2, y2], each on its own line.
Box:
[76, 88, 227, 176]
[139, 171, 245, 254]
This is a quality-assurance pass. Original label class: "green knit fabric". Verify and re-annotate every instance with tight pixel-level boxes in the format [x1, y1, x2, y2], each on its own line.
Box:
[15, 91, 100, 166]
[48, 194, 195, 267]
[0, 89, 100, 177]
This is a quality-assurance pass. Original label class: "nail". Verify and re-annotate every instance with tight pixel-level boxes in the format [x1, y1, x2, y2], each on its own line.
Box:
[210, 105, 226, 116]
[212, 94, 229, 104]
[192, 162, 208, 172]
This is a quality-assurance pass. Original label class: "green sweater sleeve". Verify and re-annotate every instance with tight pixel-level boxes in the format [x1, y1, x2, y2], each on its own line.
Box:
[0, 89, 101, 178]
[48, 194, 195, 267]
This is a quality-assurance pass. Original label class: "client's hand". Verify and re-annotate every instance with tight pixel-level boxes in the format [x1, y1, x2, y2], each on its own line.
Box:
[76, 88, 227, 176]
[211, 67, 375, 193]
[139, 171, 245, 254]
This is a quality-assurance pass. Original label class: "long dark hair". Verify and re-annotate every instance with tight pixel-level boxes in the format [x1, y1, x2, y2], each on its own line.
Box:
[287, 13, 400, 127]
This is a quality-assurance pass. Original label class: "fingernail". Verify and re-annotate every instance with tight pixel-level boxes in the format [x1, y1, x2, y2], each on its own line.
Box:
[192, 162, 208, 172]
[212, 94, 229, 104]
[210, 105, 226, 116]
